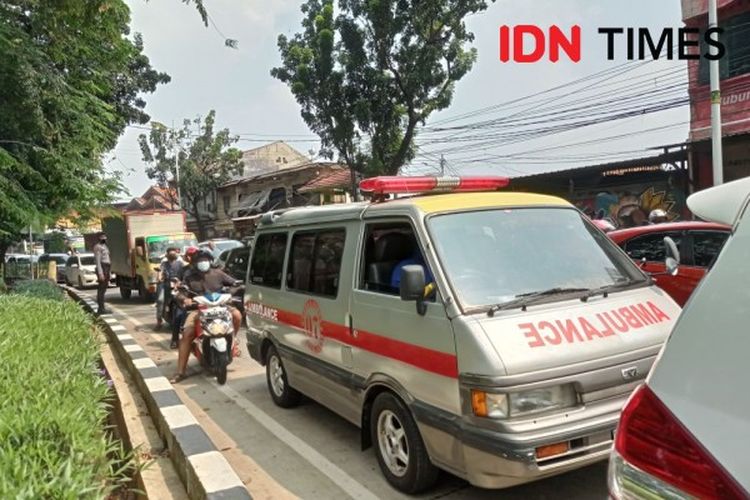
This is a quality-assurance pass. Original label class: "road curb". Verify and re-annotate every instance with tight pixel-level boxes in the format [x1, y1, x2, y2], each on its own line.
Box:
[64, 286, 252, 500]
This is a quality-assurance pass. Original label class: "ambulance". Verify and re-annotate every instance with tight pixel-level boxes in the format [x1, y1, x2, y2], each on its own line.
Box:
[243, 176, 680, 494]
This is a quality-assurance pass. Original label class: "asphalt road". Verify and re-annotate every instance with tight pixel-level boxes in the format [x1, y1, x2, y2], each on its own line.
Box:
[87, 287, 609, 499]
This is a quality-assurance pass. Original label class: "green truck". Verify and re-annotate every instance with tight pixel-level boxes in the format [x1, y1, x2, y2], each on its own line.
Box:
[102, 211, 197, 301]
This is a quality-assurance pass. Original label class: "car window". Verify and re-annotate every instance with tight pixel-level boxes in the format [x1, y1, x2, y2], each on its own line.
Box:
[691, 231, 729, 267]
[624, 232, 683, 263]
[249, 233, 288, 288]
[226, 248, 250, 280]
[287, 229, 345, 298]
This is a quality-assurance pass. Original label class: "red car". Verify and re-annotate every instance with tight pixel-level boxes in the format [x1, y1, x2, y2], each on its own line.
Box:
[608, 221, 730, 306]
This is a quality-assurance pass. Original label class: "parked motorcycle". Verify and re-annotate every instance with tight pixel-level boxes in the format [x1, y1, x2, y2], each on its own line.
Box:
[181, 286, 243, 385]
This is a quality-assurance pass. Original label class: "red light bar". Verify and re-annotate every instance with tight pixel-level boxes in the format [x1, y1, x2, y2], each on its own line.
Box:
[359, 176, 509, 195]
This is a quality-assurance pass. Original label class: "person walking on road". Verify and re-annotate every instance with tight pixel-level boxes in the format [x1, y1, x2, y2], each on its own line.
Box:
[93, 232, 111, 315]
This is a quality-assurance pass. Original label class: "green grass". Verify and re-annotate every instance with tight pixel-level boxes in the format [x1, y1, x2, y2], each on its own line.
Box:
[0, 295, 132, 499]
[12, 279, 64, 301]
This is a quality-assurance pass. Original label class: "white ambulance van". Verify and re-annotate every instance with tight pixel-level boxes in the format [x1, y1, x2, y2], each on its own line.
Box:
[244, 176, 680, 493]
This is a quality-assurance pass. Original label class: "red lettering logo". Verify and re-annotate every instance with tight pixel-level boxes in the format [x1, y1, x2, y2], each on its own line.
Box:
[302, 299, 324, 353]
[517, 302, 673, 348]
[500, 25, 581, 63]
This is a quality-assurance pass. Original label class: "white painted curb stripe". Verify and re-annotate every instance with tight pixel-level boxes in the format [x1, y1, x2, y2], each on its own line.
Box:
[144, 376, 172, 393]
[123, 344, 143, 353]
[132, 357, 158, 369]
[188, 451, 245, 493]
[161, 404, 199, 430]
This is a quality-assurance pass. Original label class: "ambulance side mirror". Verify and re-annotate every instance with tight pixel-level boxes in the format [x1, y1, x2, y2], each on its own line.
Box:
[663, 236, 680, 276]
[400, 265, 427, 316]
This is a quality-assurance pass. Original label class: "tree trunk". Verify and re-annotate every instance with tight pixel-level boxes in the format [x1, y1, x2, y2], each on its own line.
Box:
[191, 201, 207, 241]
[349, 164, 359, 202]
[0, 241, 7, 284]
[388, 114, 419, 175]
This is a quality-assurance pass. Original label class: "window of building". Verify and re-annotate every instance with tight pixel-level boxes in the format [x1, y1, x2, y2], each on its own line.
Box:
[623, 232, 683, 262]
[286, 229, 345, 298]
[699, 12, 750, 84]
[249, 233, 288, 288]
[691, 231, 729, 267]
[223, 195, 231, 214]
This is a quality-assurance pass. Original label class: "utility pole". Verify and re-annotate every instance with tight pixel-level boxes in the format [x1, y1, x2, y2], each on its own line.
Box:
[709, 0, 724, 186]
[173, 121, 182, 208]
[440, 155, 446, 176]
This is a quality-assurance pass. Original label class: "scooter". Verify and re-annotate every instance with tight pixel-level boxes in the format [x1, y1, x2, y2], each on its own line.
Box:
[181, 286, 243, 385]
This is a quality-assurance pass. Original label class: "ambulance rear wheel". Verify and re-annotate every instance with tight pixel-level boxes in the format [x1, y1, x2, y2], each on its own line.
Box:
[371, 392, 438, 494]
[265, 346, 301, 408]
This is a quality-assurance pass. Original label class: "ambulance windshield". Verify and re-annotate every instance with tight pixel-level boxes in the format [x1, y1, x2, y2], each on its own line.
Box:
[428, 207, 647, 310]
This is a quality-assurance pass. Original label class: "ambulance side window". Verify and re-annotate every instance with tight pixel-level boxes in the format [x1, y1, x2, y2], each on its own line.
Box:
[360, 222, 434, 299]
[249, 232, 288, 288]
[287, 229, 346, 298]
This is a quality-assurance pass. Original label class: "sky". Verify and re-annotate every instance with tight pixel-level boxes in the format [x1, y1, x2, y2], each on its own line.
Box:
[111, 0, 687, 198]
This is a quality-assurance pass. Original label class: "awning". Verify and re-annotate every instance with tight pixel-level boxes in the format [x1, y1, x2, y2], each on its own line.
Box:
[232, 189, 270, 217]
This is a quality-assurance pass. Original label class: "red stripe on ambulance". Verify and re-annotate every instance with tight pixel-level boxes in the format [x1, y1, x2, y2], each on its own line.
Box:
[249, 302, 459, 379]
[520, 301, 671, 348]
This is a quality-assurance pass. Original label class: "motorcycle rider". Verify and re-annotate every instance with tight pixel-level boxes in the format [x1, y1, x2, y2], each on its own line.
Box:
[156, 247, 185, 334]
[170, 250, 242, 383]
[170, 246, 199, 348]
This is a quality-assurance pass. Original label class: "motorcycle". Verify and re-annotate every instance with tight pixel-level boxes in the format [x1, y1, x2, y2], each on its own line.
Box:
[181, 286, 243, 385]
[159, 278, 178, 327]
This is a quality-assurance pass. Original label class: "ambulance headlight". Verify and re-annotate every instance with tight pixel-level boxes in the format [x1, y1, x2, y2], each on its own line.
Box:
[471, 385, 576, 419]
[470, 390, 508, 419]
[508, 385, 577, 417]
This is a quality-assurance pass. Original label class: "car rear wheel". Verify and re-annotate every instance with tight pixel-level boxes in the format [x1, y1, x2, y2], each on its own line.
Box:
[370, 392, 438, 494]
[265, 346, 301, 408]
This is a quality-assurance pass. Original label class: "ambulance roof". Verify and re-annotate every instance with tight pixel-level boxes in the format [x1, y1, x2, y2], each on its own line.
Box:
[257, 191, 571, 229]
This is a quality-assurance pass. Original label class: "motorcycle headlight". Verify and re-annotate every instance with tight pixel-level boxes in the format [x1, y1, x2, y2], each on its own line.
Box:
[471, 384, 577, 419]
[208, 322, 226, 335]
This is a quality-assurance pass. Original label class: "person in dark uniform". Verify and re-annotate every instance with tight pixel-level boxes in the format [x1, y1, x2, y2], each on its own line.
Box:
[93, 232, 111, 315]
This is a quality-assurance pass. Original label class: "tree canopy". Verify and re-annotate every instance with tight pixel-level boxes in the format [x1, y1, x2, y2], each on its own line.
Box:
[138, 110, 243, 241]
[0, 1, 169, 252]
[271, 0, 492, 178]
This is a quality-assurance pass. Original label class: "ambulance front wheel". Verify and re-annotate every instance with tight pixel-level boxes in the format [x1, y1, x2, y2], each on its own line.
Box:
[265, 346, 301, 408]
[371, 392, 439, 494]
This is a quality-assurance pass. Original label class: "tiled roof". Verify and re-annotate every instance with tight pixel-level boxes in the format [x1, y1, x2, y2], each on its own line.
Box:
[298, 167, 352, 193]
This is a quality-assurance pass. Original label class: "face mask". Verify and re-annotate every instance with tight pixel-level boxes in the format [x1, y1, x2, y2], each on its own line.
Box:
[196, 261, 210, 273]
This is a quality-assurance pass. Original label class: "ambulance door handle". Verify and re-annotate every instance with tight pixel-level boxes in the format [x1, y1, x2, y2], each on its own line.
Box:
[349, 315, 358, 338]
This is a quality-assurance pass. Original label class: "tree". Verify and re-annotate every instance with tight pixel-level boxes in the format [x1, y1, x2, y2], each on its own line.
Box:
[271, 0, 492, 185]
[138, 111, 244, 241]
[0, 1, 169, 262]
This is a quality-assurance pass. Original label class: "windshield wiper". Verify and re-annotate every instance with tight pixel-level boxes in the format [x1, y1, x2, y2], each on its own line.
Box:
[579, 280, 638, 302]
[487, 287, 590, 317]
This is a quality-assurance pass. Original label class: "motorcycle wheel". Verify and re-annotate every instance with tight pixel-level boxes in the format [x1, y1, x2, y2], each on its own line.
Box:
[215, 349, 228, 385]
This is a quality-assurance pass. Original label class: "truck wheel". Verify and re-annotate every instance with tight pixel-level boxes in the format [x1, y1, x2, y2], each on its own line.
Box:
[265, 346, 301, 408]
[370, 392, 439, 494]
[119, 285, 131, 300]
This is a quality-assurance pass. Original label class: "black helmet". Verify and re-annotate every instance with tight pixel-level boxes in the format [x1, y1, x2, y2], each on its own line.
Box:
[195, 249, 214, 262]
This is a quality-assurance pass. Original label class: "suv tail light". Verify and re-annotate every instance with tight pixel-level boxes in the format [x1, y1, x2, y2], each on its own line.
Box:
[609, 385, 746, 499]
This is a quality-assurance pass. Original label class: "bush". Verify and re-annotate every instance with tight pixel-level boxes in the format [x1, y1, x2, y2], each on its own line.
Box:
[0, 295, 130, 498]
[12, 279, 64, 301]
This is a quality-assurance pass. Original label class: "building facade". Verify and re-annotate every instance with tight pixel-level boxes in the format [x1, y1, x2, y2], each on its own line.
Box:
[216, 162, 351, 237]
[684, 0, 750, 189]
